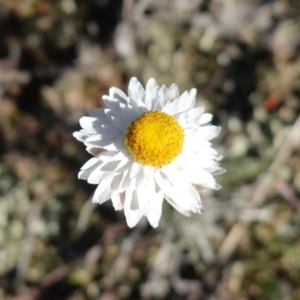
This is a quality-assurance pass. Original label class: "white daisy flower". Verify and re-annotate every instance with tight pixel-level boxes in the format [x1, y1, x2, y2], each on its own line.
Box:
[73, 77, 224, 228]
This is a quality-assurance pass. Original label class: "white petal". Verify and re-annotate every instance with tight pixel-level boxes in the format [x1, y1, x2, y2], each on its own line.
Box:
[111, 172, 124, 190]
[157, 84, 168, 109]
[165, 196, 191, 217]
[73, 130, 89, 143]
[136, 179, 152, 215]
[109, 87, 128, 103]
[146, 191, 164, 228]
[101, 139, 127, 151]
[135, 170, 144, 189]
[125, 209, 143, 228]
[188, 106, 205, 122]
[124, 190, 143, 227]
[167, 83, 179, 101]
[98, 150, 121, 161]
[129, 162, 142, 178]
[194, 126, 221, 141]
[106, 113, 129, 133]
[120, 102, 140, 123]
[111, 190, 125, 210]
[142, 165, 154, 178]
[75, 119, 123, 149]
[176, 106, 205, 128]
[102, 96, 124, 112]
[87, 168, 106, 184]
[170, 181, 202, 213]
[145, 78, 159, 110]
[154, 170, 172, 199]
[177, 89, 196, 112]
[85, 146, 103, 156]
[146, 78, 158, 93]
[98, 160, 121, 172]
[128, 77, 145, 104]
[115, 159, 131, 174]
[92, 175, 113, 203]
[162, 89, 196, 115]
[78, 167, 98, 181]
[79, 117, 98, 133]
[206, 166, 226, 175]
[120, 170, 131, 190]
[110, 160, 131, 190]
[181, 161, 222, 190]
[87, 153, 127, 184]
[80, 155, 101, 170]
[80, 115, 117, 134]
[127, 96, 148, 114]
[83, 134, 119, 149]
[199, 113, 213, 125]
[83, 109, 113, 129]
[130, 189, 139, 210]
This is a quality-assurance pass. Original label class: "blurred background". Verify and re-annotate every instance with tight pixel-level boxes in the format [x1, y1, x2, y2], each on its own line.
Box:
[1, 0, 300, 299]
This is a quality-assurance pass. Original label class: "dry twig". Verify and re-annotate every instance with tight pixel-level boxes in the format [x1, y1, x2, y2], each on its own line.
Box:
[218, 115, 300, 263]
[104, 218, 147, 287]
[142, 226, 176, 299]
[275, 179, 300, 212]
[15, 193, 45, 288]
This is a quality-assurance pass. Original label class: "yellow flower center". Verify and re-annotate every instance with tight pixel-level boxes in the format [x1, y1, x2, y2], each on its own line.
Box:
[124, 111, 184, 168]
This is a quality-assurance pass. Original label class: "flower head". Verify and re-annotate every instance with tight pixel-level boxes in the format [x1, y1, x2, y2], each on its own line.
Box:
[73, 78, 224, 228]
